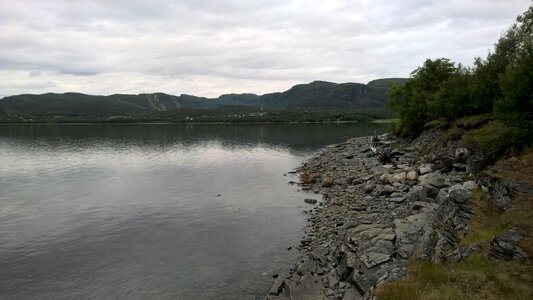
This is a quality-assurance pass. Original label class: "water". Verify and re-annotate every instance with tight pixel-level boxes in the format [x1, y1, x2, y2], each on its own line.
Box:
[0, 123, 389, 299]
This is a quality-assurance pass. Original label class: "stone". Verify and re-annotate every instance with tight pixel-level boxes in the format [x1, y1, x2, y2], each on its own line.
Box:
[394, 213, 432, 258]
[449, 187, 471, 203]
[390, 172, 407, 183]
[389, 197, 405, 203]
[321, 177, 334, 187]
[360, 252, 391, 268]
[419, 164, 432, 175]
[363, 184, 376, 194]
[268, 276, 286, 295]
[407, 170, 418, 181]
[406, 185, 422, 202]
[435, 189, 449, 204]
[462, 181, 477, 191]
[490, 229, 528, 260]
[300, 172, 316, 184]
[362, 174, 374, 181]
[421, 184, 439, 200]
[310, 246, 329, 263]
[390, 192, 403, 198]
[304, 198, 318, 204]
[288, 274, 327, 300]
[297, 260, 317, 275]
[427, 172, 445, 188]
[384, 185, 396, 193]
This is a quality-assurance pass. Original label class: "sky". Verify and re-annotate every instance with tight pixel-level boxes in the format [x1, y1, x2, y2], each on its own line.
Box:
[0, 0, 531, 98]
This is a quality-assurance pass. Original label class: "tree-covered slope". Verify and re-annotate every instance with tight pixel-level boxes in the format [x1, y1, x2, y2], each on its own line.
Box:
[0, 78, 406, 118]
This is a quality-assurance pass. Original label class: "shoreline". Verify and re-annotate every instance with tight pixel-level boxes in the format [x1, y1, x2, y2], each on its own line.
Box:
[0, 120, 380, 126]
[267, 133, 482, 299]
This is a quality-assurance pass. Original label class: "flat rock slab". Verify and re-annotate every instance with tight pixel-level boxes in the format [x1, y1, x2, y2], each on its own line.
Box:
[288, 274, 326, 300]
[360, 252, 392, 268]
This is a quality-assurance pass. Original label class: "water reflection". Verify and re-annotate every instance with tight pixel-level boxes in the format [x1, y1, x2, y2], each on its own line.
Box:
[0, 123, 388, 299]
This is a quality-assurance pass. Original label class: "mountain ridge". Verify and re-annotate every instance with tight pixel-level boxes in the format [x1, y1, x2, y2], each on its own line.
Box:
[0, 78, 406, 118]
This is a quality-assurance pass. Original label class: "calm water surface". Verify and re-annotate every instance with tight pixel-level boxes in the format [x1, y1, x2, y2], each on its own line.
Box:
[0, 123, 388, 299]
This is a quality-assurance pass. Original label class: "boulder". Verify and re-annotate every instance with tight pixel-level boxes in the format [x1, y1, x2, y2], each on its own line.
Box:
[435, 189, 450, 204]
[449, 187, 471, 203]
[297, 260, 317, 275]
[288, 274, 327, 300]
[268, 276, 286, 295]
[427, 172, 445, 188]
[406, 185, 423, 202]
[421, 184, 440, 200]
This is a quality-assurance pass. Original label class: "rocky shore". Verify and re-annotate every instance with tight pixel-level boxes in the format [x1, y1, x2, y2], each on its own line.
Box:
[266, 133, 528, 300]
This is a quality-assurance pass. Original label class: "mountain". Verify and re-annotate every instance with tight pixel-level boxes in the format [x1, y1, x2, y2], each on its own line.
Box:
[0, 78, 406, 118]
[217, 78, 407, 110]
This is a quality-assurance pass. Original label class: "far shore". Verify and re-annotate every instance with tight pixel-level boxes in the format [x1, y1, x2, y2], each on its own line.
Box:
[0, 120, 394, 126]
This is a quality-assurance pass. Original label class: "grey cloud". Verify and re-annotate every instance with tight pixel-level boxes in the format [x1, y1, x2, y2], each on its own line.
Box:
[0, 0, 530, 97]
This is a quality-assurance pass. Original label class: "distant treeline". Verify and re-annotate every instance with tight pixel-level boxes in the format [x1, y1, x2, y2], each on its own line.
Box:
[0, 78, 405, 123]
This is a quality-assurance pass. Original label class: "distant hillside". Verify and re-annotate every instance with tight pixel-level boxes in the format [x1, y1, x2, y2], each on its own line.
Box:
[217, 78, 407, 110]
[0, 78, 406, 118]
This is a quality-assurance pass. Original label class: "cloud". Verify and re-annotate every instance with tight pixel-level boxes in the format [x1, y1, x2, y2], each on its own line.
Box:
[0, 0, 530, 98]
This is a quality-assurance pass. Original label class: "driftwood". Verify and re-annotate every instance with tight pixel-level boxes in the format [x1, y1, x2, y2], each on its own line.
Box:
[370, 134, 395, 165]
[427, 147, 468, 173]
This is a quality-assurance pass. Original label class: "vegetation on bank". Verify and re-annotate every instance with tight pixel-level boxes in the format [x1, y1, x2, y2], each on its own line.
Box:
[0, 107, 396, 124]
[389, 4, 532, 149]
[376, 166, 533, 300]
[378, 5, 533, 300]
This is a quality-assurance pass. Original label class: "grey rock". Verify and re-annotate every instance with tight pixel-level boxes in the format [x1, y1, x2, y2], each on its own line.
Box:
[363, 184, 376, 194]
[428, 172, 445, 188]
[384, 185, 396, 193]
[421, 184, 440, 200]
[419, 164, 432, 175]
[389, 197, 405, 203]
[390, 192, 403, 198]
[310, 246, 330, 264]
[390, 172, 407, 183]
[304, 198, 318, 204]
[406, 170, 418, 181]
[342, 287, 363, 300]
[288, 274, 327, 300]
[490, 229, 528, 260]
[406, 185, 422, 202]
[360, 252, 391, 268]
[297, 260, 317, 275]
[363, 195, 374, 201]
[268, 276, 286, 295]
[435, 189, 449, 204]
[462, 180, 477, 191]
[449, 188, 471, 203]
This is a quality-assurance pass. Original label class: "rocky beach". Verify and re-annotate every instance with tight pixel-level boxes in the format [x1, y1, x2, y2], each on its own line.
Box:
[266, 132, 530, 300]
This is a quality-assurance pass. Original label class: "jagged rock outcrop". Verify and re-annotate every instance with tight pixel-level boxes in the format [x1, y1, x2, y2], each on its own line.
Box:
[266, 133, 525, 300]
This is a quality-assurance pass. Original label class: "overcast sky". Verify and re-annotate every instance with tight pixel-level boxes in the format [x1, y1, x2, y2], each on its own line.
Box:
[0, 0, 530, 98]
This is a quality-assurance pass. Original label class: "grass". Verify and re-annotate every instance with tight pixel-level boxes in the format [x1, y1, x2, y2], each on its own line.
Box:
[461, 120, 514, 154]
[375, 253, 533, 300]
